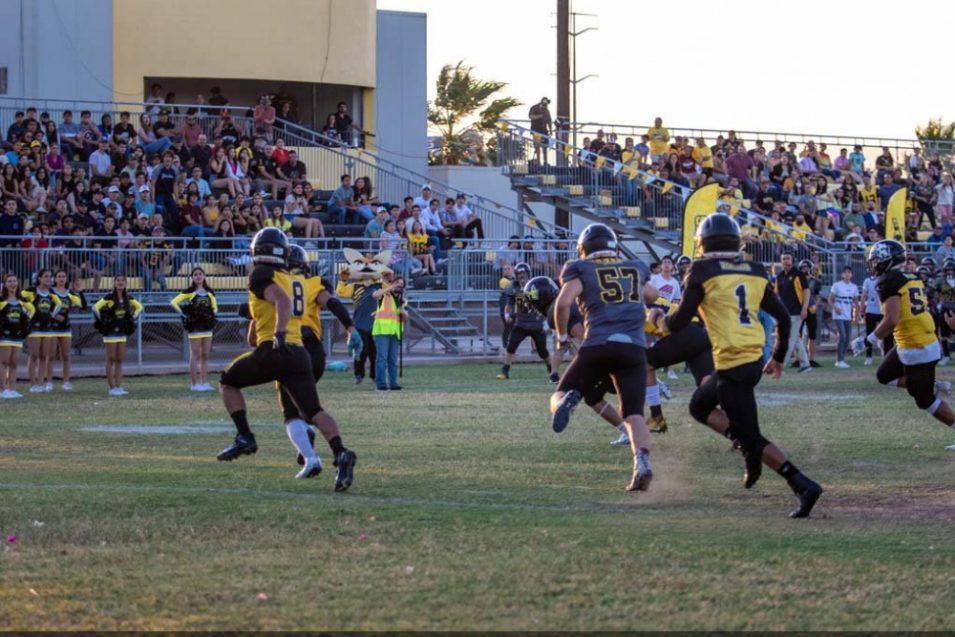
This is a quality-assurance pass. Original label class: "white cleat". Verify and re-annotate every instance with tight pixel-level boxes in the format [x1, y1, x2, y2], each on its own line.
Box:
[296, 456, 323, 479]
[61, 382, 73, 391]
[28, 385, 44, 393]
[116, 387, 129, 395]
[940, 357, 950, 367]
[864, 357, 873, 366]
[835, 361, 851, 369]
[667, 370, 679, 380]
[946, 444, 955, 451]
[610, 433, 631, 447]
[190, 384, 199, 392]
[935, 379, 952, 397]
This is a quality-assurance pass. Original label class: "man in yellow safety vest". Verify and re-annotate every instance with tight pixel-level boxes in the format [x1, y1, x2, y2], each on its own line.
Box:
[372, 275, 408, 391]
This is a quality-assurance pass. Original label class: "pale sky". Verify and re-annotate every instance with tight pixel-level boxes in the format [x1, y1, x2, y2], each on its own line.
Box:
[378, 0, 954, 141]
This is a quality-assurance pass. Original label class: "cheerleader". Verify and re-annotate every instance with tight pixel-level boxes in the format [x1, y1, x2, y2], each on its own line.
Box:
[21, 269, 61, 393]
[170, 267, 218, 391]
[49, 270, 85, 391]
[0, 273, 34, 399]
[93, 275, 143, 396]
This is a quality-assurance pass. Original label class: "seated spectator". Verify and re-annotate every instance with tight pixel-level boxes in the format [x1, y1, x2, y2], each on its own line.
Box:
[209, 147, 241, 199]
[89, 139, 113, 186]
[271, 138, 290, 167]
[249, 144, 290, 200]
[353, 176, 377, 222]
[278, 150, 307, 183]
[364, 206, 390, 241]
[379, 219, 402, 252]
[332, 101, 356, 145]
[253, 95, 276, 140]
[284, 185, 324, 242]
[450, 194, 484, 241]
[408, 220, 436, 275]
[233, 203, 262, 236]
[936, 234, 955, 267]
[327, 173, 359, 224]
[186, 166, 212, 199]
[137, 114, 173, 155]
[180, 192, 212, 241]
[58, 111, 83, 159]
[264, 204, 292, 233]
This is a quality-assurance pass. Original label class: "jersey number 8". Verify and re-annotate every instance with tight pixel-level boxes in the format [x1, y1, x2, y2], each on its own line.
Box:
[292, 280, 305, 317]
[596, 267, 641, 304]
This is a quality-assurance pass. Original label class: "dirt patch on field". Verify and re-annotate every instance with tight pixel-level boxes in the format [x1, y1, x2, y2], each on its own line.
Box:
[825, 484, 955, 523]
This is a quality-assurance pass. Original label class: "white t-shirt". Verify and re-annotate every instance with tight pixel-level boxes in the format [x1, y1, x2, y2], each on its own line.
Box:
[650, 273, 682, 302]
[862, 276, 881, 315]
[936, 184, 954, 206]
[829, 280, 859, 320]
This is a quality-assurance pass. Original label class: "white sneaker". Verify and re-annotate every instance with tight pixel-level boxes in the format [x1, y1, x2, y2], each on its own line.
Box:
[295, 455, 323, 479]
[116, 387, 129, 396]
[29, 385, 44, 393]
[610, 433, 630, 446]
[657, 380, 672, 400]
[835, 361, 851, 369]
[667, 370, 679, 380]
[61, 382, 73, 391]
[108, 388, 122, 396]
[9, 390, 22, 398]
[864, 357, 873, 366]
[44, 382, 53, 392]
[940, 357, 950, 367]
[200, 383, 215, 392]
[190, 384, 199, 392]
[936, 380, 952, 397]
[1, 390, 14, 399]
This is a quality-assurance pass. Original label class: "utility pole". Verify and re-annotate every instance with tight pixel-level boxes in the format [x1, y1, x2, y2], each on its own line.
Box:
[556, 0, 570, 139]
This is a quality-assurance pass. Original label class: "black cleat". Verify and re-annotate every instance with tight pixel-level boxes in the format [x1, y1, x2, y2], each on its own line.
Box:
[217, 433, 257, 461]
[552, 389, 581, 433]
[809, 360, 822, 368]
[549, 372, 560, 384]
[389, 385, 403, 391]
[333, 449, 357, 492]
[789, 474, 823, 518]
[296, 427, 317, 466]
[743, 451, 762, 489]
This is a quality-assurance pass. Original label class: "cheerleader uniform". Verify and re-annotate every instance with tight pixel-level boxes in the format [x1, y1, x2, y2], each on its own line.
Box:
[20, 288, 61, 339]
[48, 288, 85, 338]
[170, 289, 218, 339]
[93, 295, 143, 344]
[0, 298, 35, 348]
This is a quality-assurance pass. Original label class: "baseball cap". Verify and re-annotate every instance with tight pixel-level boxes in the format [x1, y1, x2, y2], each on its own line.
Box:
[376, 206, 388, 213]
[138, 185, 150, 193]
[108, 186, 120, 193]
[421, 184, 431, 191]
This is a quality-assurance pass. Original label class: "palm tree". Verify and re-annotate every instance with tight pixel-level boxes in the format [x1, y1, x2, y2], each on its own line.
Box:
[916, 117, 955, 167]
[428, 61, 521, 165]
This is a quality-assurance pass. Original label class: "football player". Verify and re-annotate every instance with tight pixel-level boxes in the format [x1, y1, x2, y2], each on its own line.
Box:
[856, 240, 955, 431]
[667, 214, 823, 518]
[550, 223, 658, 491]
[498, 262, 551, 380]
[935, 260, 955, 365]
[797, 259, 822, 368]
[285, 245, 359, 468]
[217, 228, 357, 490]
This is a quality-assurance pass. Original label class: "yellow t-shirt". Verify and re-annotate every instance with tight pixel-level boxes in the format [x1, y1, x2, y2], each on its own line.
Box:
[692, 145, 713, 168]
[646, 126, 670, 156]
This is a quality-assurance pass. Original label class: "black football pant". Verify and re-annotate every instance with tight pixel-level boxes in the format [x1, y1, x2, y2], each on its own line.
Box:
[559, 343, 646, 418]
[876, 347, 939, 410]
[689, 359, 770, 458]
[280, 328, 326, 422]
[353, 328, 376, 380]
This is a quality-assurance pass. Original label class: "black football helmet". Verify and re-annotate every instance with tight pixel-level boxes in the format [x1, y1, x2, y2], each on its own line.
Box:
[676, 255, 692, 271]
[798, 259, 812, 271]
[577, 223, 617, 259]
[288, 244, 309, 274]
[920, 256, 936, 269]
[867, 240, 905, 276]
[945, 260, 955, 275]
[917, 265, 932, 279]
[514, 262, 532, 285]
[697, 213, 741, 254]
[523, 276, 560, 315]
[251, 227, 290, 266]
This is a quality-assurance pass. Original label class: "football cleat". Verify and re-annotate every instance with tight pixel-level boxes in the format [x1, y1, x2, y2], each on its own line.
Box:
[496, 372, 509, 380]
[626, 452, 653, 491]
[788, 474, 823, 518]
[216, 433, 258, 461]
[551, 390, 581, 433]
[610, 432, 630, 446]
[333, 449, 357, 492]
[295, 455, 322, 479]
[296, 427, 317, 466]
[549, 372, 560, 384]
[647, 415, 668, 434]
[864, 357, 873, 366]
[935, 379, 952, 397]
[743, 451, 762, 489]
[657, 380, 672, 400]
[667, 370, 679, 380]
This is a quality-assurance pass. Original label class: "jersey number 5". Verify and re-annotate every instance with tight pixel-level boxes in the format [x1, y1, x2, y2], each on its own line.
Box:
[735, 284, 752, 325]
[596, 267, 641, 304]
[909, 287, 926, 315]
[291, 281, 305, 317]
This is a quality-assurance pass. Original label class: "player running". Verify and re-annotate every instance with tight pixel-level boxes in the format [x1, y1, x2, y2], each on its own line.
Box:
[549, 223, 658, 491]
[666, 213, 823, 518]
[498, 262, 552, 381]
[285, 244, 359, 470]
[217, 228, 357, 490]
[854, 240, 955, 431]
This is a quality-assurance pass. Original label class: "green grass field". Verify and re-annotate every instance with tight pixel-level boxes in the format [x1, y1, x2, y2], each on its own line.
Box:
[2, 360, 955, 630]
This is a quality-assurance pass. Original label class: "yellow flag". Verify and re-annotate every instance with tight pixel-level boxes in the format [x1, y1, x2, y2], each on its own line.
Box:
[562, 143, 572, 158]
[682, 183, 720, 257]
[498, 121, 509, 133]
[660, 181, 673, 195]
[532, 133, 542, 146]
[886, 187, 907, 245]
[595, 156, 606, 170]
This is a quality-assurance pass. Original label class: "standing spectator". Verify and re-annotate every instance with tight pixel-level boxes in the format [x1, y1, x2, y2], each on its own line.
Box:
[320, 114, 342, 146]
[649, 255, 682, 303]
[878, 173, 901, 211]
[875, 147, 894, 184]
[645, 117, 670, 162]
[774, 252, 812, 373]
[332, 101, 355, 146]
[859, 269, 892, 364]
[935, 172, 954, 228]
[914, 173, 937, 229]
[726, 144, 757, 199]
[372, 274, 407, 391]
[849, 145, 866, 174]
[142, 226, 172, 292]
[180, 111, 203, 148]
[528, 97, 553, 164]
[145, 83, 165, 115]
[828, 266, 859, 369]
[253, 95, 276, 139]
[150, 152, 180, 228]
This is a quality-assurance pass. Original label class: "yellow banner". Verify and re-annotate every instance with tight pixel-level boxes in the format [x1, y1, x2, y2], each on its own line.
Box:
[682, 183, 720, 257]
[886, 187, 907, 245]
[595, 156, 606, 170]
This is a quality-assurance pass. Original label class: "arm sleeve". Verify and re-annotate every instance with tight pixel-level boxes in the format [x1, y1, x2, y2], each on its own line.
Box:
[325, 296, 354, 329]
[877, 274, 904, 303]
[248, 267, 275, 300]
[93, 297, 107, 317]
[50, 294, 62, 317]
[170, 292, 189, 315]
[759, 283, 791, 363]
[23, 302, 36, 320]
[210, 293, 218, 314]
[130, 299, 144, 317]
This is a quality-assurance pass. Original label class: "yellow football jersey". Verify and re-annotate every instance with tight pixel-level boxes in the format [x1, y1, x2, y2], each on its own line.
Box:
[877, 271, 936, 350]
[645, 298, 675, 338]
[248, 265, 304, 346]
[297, 275, 326, 339]
[689, 258, 771, 370]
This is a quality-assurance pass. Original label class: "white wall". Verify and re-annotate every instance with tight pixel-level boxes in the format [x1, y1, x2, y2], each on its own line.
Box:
[0, 0, 113, 102]
[375, 10, 428, 176]
[427, 164, 557, 228]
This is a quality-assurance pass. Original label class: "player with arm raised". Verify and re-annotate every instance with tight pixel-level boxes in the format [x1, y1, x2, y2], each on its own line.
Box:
[217, 228, 357, 490]
[549, 223, 657, 491]
[667, 213, 823, 518]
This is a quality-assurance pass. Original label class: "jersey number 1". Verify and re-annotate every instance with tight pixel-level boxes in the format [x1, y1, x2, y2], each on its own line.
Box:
[735, 284, 752, 325]
[292, 281, 305, 317]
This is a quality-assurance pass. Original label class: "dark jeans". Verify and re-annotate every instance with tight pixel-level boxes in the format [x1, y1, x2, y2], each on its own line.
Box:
[354, 328, 376, 380]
